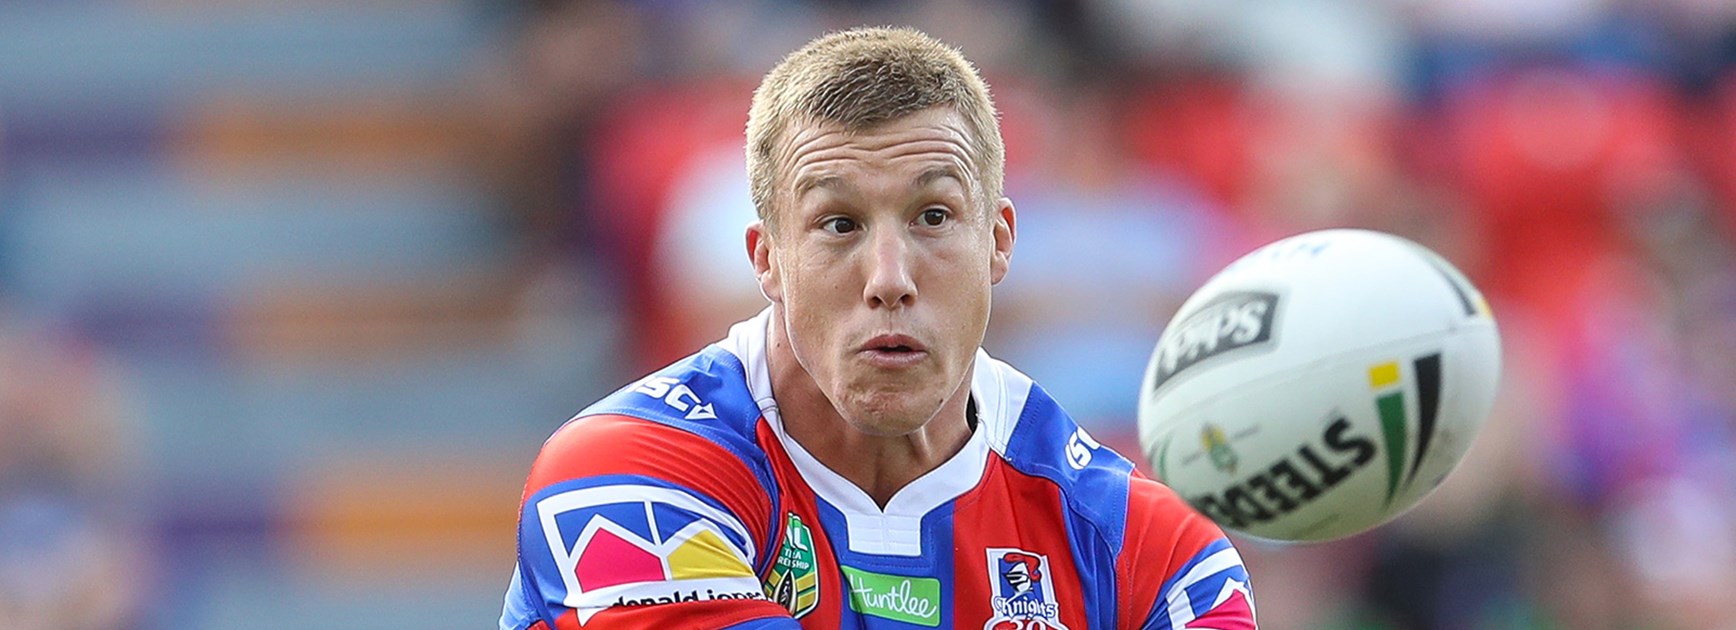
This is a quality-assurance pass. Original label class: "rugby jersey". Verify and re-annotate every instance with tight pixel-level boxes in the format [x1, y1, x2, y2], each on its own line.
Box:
[502, 311, 1256, 629]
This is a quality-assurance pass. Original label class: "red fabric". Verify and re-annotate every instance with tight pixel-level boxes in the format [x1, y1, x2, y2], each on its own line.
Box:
[1183, 586, 1257, 630]
[526, 414, 774, 563]
[950, 459, 1095, 629]
[549, 597, 791, 630]
[1115, 475, 1235, 627]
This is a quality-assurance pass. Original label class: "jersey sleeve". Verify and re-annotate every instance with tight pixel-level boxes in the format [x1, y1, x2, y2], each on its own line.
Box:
[1116, 475, 1257, 630]
[501, 414, 796, 630]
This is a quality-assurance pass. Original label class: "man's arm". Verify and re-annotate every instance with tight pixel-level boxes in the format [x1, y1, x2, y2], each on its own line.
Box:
[501, 414, 797, 630]
[1117, 477, 1258, 630]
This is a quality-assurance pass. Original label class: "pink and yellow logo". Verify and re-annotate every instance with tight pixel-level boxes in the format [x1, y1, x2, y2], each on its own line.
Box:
[535, 484, 762, 622]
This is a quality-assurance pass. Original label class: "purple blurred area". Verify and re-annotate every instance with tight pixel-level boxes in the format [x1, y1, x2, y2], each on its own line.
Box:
[1, 1, 1733, 628]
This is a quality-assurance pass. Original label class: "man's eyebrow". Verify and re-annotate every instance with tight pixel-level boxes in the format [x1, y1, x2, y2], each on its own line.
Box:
[792, 165, 963, 196]
[794, 174, 842, 196]
[916, 165, 964, 187]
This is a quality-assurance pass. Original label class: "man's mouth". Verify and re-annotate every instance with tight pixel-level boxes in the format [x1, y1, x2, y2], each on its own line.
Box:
[863, 334, 925, 353]
[860, 334, 928, 366]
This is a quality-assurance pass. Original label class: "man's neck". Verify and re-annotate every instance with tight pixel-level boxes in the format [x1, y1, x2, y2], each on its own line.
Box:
[765, 318, 975, 509]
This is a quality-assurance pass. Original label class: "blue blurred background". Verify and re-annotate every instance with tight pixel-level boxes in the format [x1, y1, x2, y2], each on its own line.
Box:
[2, 1, 1734, 628]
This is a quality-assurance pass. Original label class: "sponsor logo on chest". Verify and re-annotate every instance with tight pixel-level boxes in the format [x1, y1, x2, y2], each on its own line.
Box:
[842, 566, 942, 626]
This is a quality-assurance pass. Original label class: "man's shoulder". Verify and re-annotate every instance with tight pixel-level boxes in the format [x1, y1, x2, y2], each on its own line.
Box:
[535, 414, 753, 476]
[545, 345, 769, 462]
[528, 345, 777, 495]
[510, 345, 792, 629]
[578, 345, 767, 436]
[986, 366, 1225, 545]
[514, 411, 784, 628]
[1123, 474, 1225, 551]
[988, 377, 1141, 537]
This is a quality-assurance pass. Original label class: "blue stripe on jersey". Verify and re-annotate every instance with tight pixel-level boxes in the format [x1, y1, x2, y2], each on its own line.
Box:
[569, 346, 783, 575]
[1001, 384, 1133, 629]
[1142, 537, 1246, 630]
[721, 617, 804, 629]
[1179, 540, 1248, 618]
[1145, 602, 1174, 630]
[927, 504, 959, 630]
[812, 496, 959, 629]
[500, 563, 539, 630]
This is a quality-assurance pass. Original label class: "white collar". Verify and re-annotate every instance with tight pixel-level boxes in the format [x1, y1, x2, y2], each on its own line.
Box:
[718, 309, 1034, 556]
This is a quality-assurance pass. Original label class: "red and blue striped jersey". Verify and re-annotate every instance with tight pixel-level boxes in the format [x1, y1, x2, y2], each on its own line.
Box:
[502, 312, 1257, 629]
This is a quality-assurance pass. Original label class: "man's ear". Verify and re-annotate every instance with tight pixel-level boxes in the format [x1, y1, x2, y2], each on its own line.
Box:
[747, 220, 782, 303]
[990, 198, 1016, 285]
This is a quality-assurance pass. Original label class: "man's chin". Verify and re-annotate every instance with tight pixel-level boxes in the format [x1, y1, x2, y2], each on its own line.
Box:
[841, 418, 926, 438]
[836, 393, 943, 437]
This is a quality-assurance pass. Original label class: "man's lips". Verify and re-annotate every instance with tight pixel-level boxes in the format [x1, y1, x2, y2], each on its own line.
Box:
[859, 334, 928, 368]
[861, 334, 926, 353]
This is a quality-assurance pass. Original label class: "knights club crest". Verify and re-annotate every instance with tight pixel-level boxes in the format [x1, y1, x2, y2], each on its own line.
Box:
[984, 548, 1070, 630]
[764, 513, 819, 618]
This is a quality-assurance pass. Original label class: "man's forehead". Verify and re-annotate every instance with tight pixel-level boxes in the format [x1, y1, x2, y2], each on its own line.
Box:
[782, 116, 974, 184]
[794, 163, 967, 196]
[778, 107, 972, 161]
[789, 104, 968, 137]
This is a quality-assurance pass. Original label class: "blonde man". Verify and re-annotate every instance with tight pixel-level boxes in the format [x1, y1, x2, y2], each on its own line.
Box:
[503, 27, 1256, 629]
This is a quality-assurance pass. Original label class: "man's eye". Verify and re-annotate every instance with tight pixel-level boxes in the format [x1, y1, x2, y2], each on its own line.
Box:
[823, 217, 858, 234]
[919, 209, 948, 226]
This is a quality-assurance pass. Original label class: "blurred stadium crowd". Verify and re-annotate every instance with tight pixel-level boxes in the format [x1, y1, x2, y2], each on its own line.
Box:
[1, 0, 1734, 628]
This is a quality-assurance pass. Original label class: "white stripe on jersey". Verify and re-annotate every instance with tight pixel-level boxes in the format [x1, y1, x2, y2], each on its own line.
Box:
[1163, 545, 1246, 627]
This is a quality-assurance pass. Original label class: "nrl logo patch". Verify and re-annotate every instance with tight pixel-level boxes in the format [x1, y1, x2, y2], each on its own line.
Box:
[764, 513, 820, 618]
[1202, 423, 1239, 474]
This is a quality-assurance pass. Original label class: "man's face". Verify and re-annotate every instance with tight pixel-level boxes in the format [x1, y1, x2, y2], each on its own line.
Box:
[750, 106, 1015, 437]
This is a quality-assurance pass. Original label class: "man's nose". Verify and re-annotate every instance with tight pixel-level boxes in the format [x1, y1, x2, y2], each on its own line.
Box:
[863, 227, 917, 309]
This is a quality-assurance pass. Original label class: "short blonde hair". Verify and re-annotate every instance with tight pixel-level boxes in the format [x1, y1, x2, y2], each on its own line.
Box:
[746, 27, 1003, 225]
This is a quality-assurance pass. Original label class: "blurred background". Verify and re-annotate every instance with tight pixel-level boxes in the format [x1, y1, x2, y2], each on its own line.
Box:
[1, 0, 1733, 628]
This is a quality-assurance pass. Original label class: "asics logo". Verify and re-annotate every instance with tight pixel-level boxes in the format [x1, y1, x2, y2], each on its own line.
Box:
[1065, 428, 1101, 470]
[633, 376, 717, 420]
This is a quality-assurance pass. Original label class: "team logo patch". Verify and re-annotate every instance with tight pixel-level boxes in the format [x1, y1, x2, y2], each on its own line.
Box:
[984, 548, 1069, 630]
[533, 484, 764, 623]
[764, 513, 820, 618]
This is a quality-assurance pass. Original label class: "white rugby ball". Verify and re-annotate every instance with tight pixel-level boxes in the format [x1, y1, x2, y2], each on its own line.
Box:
[1138, 229, 1501, 542]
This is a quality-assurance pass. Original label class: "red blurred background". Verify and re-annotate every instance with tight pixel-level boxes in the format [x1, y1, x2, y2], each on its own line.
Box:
[1, 1, 1732, 628]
